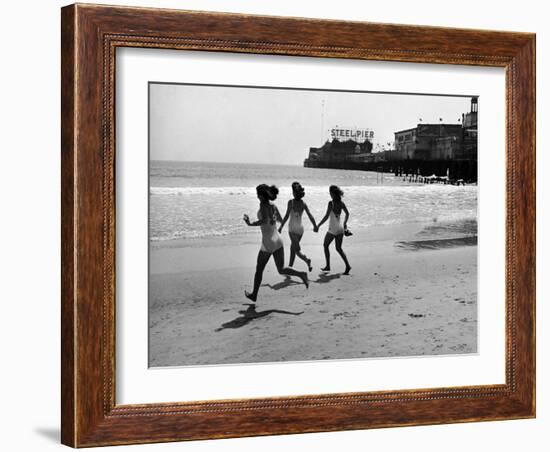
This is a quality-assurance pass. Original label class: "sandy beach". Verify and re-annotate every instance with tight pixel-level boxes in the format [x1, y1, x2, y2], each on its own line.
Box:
[149, 221, 477, 367]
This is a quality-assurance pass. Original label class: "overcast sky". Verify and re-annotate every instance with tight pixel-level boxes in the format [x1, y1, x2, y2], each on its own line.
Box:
[149, 83, 472, 165]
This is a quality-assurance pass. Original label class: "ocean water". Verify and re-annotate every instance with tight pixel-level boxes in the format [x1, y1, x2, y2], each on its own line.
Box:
[150, 161, 477, 242]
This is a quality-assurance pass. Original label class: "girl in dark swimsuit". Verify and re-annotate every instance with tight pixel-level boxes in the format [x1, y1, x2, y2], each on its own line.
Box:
[243, 184, 309, 302]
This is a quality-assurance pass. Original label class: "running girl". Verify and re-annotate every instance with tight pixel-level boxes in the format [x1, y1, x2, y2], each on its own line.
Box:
[315, 185, 352, 275]
[278, 182, 317, 272]
[243, 184, 309, 302]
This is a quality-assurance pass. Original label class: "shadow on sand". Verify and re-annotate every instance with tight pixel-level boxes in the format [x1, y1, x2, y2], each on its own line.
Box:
[215, 304, 304, 332]
[314, 272, 343, 284]
[262, 276, 301, 291]
[395, 236, 477, 251]
[263, 271, 345, 291]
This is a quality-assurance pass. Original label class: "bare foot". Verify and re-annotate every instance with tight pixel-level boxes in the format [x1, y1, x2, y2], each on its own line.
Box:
[244, 290, 257, 302]
[301, 272, 309, 289]
[344, 266, 352, 275]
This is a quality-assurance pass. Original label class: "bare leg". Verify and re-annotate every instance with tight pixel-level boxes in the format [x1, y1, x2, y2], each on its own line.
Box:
[335, 233, 351, 274]
[322, 233, 335, 271]
[289, 232, 311, 271]
[288, 232, 297, 267]
[273, 247, 308, 288]
[245, 250, 271, 302]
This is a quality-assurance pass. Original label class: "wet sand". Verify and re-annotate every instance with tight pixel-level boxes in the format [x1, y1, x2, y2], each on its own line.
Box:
[149, 222, 477, 367]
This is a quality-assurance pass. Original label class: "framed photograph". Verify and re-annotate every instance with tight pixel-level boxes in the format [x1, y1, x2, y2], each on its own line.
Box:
[61, 3, 536, 447]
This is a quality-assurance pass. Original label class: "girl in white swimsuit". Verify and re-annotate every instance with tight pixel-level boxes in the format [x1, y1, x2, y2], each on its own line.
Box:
[315, 185, 351, 274]
[279, 182, 317, 271]
[258, 204, 283, 253]
[243, 184, 309, 302]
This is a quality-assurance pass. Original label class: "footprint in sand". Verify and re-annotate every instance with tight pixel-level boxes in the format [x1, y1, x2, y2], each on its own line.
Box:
[450, 343, 468, 351]
[333, 312, 353, 319]
[383, 296, 397, 305]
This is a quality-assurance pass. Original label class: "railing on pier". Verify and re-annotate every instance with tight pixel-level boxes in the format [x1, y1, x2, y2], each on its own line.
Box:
[304, 158, 477, 183]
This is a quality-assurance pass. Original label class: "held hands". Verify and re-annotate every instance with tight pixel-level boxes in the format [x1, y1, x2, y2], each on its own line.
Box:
[243, 214, 251, 226]
[278, 226, 283, 234]
[313, 225, 319, 233]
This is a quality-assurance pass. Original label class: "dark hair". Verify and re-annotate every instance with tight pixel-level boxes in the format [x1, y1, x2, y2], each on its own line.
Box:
[329, 185, 344, 202]
[256, 184, 279, 202]
[291, 181, 305, 199]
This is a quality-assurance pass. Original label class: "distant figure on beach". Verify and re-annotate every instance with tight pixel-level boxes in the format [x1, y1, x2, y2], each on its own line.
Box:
[278, 182, 317, 272]
[243, 184, 309, 302]
[315, 185, 352, 275]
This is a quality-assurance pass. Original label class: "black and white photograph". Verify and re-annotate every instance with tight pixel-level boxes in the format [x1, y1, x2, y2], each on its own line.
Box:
[148, 82, 479, 367]
[2, 0, 543, 449]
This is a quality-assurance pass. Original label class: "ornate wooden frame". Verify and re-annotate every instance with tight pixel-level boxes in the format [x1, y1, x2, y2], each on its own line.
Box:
[61, 3, 536, 447]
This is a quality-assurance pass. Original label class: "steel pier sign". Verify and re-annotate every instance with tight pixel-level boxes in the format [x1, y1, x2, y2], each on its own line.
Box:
[330, 127, 374, 142]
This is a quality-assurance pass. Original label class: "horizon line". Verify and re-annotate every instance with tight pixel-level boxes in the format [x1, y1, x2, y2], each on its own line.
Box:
[150, 159, 304, 166]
